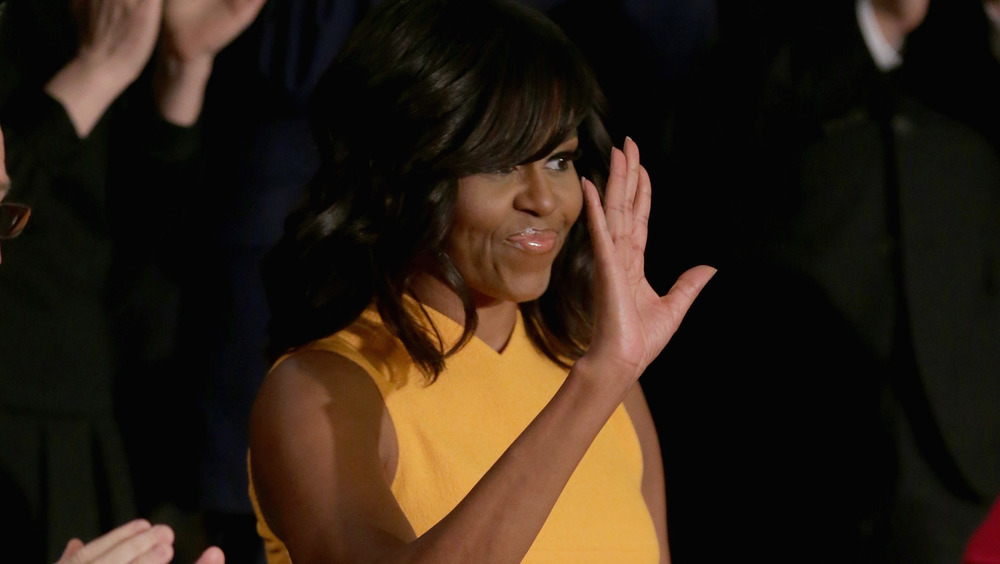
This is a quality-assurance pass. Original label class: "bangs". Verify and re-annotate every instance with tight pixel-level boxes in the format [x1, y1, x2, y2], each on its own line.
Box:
[448, 6, 598, 175]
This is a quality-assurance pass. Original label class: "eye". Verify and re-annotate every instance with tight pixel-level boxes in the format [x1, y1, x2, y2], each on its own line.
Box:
[544, 148, 582, 172]
[544, 156, 571, 172]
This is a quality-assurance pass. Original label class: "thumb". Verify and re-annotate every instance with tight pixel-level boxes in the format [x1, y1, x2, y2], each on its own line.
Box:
[194, 546, 225, 564]
[57, 538, 85, 563]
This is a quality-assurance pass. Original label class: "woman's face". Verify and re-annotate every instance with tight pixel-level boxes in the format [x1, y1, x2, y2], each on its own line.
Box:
[446, 135, 583, 305]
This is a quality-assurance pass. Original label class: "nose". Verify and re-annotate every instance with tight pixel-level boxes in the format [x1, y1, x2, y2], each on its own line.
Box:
[513, 167, 558, 217]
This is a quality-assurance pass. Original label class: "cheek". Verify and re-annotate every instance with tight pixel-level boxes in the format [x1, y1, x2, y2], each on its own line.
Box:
[446, 225, 489, 263]
[569, 185, 584, 223]
[561, 176, 584, 226]
[444, 213, 500, 277]
[449, 193, 509, 249]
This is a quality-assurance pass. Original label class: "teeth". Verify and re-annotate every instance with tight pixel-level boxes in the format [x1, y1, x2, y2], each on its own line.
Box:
[523, 228, 538, 235]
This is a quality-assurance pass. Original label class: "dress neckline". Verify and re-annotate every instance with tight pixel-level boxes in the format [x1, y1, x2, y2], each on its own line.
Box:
[401, 295, 522, 358]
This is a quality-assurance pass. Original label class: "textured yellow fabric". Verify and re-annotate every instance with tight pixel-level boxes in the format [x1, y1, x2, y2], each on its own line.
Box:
[250, 303, 659, 563]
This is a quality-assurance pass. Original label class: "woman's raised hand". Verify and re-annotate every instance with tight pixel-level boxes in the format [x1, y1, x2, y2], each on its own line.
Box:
[581, 137, 714, 385]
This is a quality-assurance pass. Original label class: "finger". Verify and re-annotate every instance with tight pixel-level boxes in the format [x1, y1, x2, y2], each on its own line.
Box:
[582, 177, 615, 262]
[617, 139, 641, 268]
[57, 538, 85, 562]
[633, 165, 652, 252]
[622, 136, 640, 214]
[194, 546, 226, 564]
[65, 520, 152, 563]
[92, 524, 174, 564]
[128, 542, 174, 564]
[660, 265, 717, 325]
[604, 147, 630, 242]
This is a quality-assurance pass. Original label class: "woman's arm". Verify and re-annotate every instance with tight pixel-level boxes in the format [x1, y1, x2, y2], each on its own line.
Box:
[251, 348, 650, 564]
[251, 139, 714, 564]
[624, 385, 670, 564]
[250, 350, 417, 564]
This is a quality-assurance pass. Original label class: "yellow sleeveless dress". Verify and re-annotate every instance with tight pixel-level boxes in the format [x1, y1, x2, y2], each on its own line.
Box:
[249, 303, 659, 563]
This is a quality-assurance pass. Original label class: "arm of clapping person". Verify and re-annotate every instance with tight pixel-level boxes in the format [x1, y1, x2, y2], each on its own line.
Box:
[154, 0, 267, 126]
[869, 0, 930, 48]
[44, 0, 164, 138]
[861, 0, 1000, 69]
[858, 0, 929, 70]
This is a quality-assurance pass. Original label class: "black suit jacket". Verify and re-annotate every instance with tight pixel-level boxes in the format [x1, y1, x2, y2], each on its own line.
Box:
[650, 0, 1000, 559]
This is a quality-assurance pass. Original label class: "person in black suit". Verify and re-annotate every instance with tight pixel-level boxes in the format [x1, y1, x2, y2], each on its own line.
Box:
[647, 0, 1000, 561]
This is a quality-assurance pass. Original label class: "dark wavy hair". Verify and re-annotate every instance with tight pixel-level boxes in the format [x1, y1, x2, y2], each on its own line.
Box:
[262, 0, 612, 378]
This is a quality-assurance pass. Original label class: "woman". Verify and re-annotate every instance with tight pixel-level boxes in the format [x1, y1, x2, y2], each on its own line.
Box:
[249, 1, 714, 562]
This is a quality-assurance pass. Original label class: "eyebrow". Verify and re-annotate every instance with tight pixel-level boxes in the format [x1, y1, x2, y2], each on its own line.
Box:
[548, 137, 579, 154]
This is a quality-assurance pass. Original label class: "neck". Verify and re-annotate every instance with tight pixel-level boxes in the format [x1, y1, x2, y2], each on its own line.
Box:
[410, 274, 518, 352]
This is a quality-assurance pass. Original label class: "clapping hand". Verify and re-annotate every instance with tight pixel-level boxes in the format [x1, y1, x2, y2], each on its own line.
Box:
[153, 0, 267, 124]
[71, 0, 163, 89]
[47, 0, 267, 131]
[48, 0, 164, 136]
[161, 0, 268, 67]
[581, 137, 714, 385]
[55, 519, 224, 564]
[871, 0, 931, 47]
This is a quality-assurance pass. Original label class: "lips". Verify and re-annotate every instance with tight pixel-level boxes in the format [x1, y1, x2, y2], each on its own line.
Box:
[505, 227, 559, 254]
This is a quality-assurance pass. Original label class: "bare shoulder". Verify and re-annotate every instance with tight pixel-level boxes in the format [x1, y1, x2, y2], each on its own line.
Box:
[249, 349, 411, 562]
[252, 349, 385, 421]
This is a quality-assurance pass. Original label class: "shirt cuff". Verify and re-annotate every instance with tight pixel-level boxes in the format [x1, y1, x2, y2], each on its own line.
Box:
[857, 0, 904, 71]
[1, 91, 84, 176]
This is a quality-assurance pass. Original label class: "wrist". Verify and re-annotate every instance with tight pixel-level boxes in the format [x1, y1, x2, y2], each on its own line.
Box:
[153, 54, 213, 126]
[158, 51, 214, 84]
[44, 54, 136, 138]
[568, 355, 636, 407]
[869, 0, 928, 44]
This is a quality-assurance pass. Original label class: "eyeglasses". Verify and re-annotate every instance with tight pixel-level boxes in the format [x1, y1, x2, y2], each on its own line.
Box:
[0, 203, 31, 239]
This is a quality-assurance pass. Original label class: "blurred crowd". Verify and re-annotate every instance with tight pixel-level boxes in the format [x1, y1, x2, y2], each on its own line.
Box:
[0, 0, 997, 562]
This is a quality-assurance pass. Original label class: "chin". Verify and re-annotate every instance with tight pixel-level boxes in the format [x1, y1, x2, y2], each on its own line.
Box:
[503, 272, 554, 304]
[466, 264, 555, 306]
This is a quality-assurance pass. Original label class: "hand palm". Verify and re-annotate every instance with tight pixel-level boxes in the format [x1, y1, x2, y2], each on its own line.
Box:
[76, 0, 163, 81]
[163, 0, 266, 62]
[583, 138, 714, 383]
